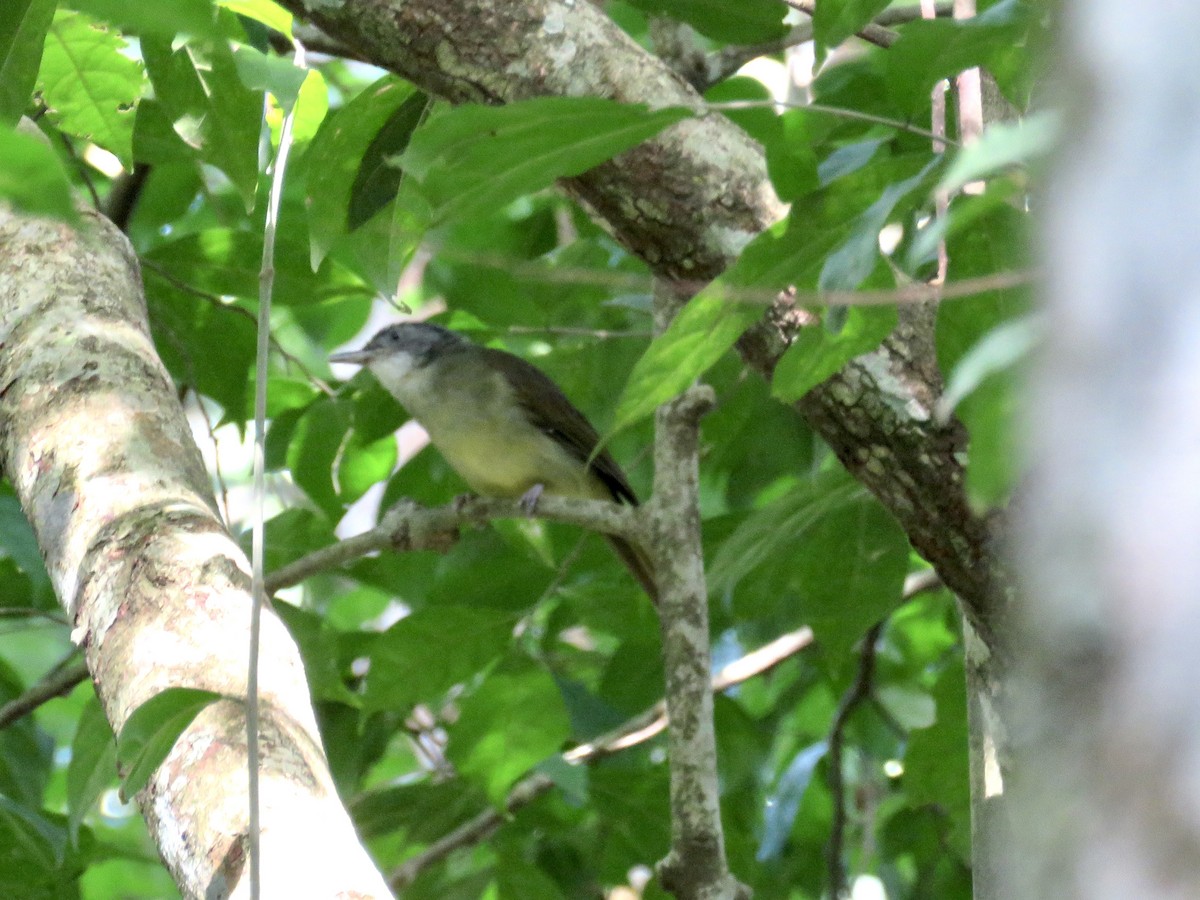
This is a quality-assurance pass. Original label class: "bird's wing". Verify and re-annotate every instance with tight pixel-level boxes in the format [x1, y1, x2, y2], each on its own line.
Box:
[480, 348, 640, 506]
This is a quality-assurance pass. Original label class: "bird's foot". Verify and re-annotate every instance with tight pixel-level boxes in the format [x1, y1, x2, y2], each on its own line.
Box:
[452, 493, 475, 514]
[518, 484, 545, 515]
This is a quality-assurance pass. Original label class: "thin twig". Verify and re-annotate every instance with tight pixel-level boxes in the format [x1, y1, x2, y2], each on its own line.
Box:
[826, 620, 886, 899]
[430, 243, 1032, 307]
[139, 260, 337, 398]
[386, 626, 815, 891]
[0, 655, 89, 731]
[247, 41, 305, 900]
[781, 0, 899, 49]
[709, 99, 962, 149]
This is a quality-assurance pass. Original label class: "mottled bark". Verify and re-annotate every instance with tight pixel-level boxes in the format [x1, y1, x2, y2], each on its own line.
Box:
[0, 207, 390, 899]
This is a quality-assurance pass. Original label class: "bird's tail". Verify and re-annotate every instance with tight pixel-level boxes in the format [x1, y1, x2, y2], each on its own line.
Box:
[606, 534, 658, 607]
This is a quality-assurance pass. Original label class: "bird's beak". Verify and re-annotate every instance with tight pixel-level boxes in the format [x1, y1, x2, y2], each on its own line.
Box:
[330, 348, 374, 366]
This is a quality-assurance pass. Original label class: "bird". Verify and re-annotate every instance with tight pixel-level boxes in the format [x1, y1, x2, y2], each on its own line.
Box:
[330, 322, 657, 604]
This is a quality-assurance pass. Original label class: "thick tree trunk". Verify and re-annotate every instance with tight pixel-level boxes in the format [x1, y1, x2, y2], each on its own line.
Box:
[0, 207, 391, 899]
[1017, 2, 1200, 896]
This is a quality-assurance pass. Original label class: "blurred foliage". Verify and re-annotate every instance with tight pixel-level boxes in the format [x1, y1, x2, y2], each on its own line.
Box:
[0, 0, 1043, 896]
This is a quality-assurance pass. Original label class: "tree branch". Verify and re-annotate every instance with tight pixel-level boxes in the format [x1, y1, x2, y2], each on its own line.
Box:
[265, 495, 643, 593]
[386, 625, 815, 891]
[0, 654, 89, 731]
[825, 620, 886, 899]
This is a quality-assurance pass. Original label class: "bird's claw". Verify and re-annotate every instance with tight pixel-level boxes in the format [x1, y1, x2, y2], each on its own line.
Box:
[519, 484, 545, 515]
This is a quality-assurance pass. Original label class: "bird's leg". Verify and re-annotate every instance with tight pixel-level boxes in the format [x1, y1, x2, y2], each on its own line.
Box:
[518, 483, 545, 515]
[452, 493, 475, 514]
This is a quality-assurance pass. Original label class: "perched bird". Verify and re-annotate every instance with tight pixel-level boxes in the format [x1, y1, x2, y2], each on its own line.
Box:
[331, 322, 657, 603]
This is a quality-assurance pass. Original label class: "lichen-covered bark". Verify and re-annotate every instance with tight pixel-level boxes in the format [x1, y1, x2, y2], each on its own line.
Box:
[0, 208, 390, 899]
[280, 0, 1007, 644]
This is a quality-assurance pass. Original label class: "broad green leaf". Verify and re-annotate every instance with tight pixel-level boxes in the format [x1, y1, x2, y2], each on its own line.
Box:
[792, 488, 908, 659]
[144, 228, 370, 305]
[142, 36, 260, 208]
[191, 39, 262, 209]
[936, 313, 1040, 422]
[116, 687, 222, 799]
[939, 110, 1059, 195]
[819, 159, 940, 292]
[288, 69, 328, 144]
[349, 90, 429, 230]
[904, 664, 971, 858]
[66, 696, 116, 843]
[353, 779, 488, 841]
[144, 277, 257, 419]
[0, 660, 54, 809]
[286, 397, 353, 519]
[770, 305, 897, 403]
[218, 0, 292, 36]
[884, 0, 1028, 118]
[0, 797, 86, 897]
[231, 44, 305, 110]
[64, 0, 218, 38]
[38, 10, 144, 166]
[622, 0, 787, 43]
[0, 489, 53, 607]
[401, 97, 692, 225]
[0, 126, 77, 223]
[272, 601, 360, 705]
[336, 433, 398, 506]
[303, 76, 421, 268]
[612, 183, 875, 434]
[448, 664, 571, 805]
[611, 286, 761, 436]
[709, 472, 861, 596]
[813, 0, 891, 59]
[364, 606, 519, 713]
[757, 741, 826, 862]
[0, 0, 56, 124]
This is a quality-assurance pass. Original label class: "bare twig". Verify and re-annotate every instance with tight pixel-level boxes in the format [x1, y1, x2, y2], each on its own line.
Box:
[705, 1, 954, 88]
[0, 654, 89, 731]
[140, 260, 338, 398]
[826, 620, 886, 899]
[386, 626, 815, 891]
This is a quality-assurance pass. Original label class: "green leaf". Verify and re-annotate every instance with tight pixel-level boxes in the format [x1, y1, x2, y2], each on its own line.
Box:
[231, 44, 305, 109]
[770, 305, 897, 403]
[884, 0, 1028, 118]
[66, 696, 116, 844]
[64, 0, 219, 38]
[905, 663, 971, 858]
[0, 126, 77, 223]
[936, 313, 1040, 422]
[611, 287, 761, 435]
[939, 110, 1059, 195]
[818, 161, 939, 291]
[0, 0, 56, 124]
[141, 36, 260, 207]
[622, 0, 787, 43]
[348, 89, 429, 230]
[402, 97, 692, 225]
[0, 798, 86, 898]
[144, 228, 370, 305]
[0, 660, 54, 809]
[116, 687, 222, 799]
[364, 607, 519, 713]
[217, 0, 293, 37]
[286, 397, 353, 519]
[448, 664, 571, 805]
[337, 433, 398, 505]
[38, 10, 144, 166]
[792, 488, 908, 659]
[303, 76, 420, 268]
[813, 0, 891, 59]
